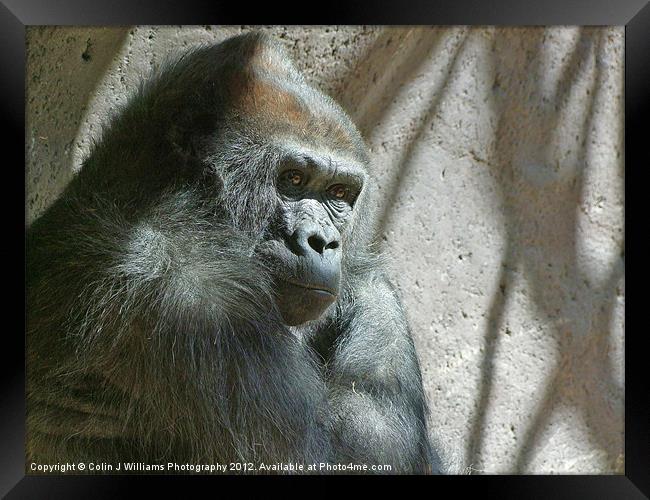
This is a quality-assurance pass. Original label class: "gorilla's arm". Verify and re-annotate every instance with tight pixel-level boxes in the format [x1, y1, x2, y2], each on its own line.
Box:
[324, 273, 441, 474]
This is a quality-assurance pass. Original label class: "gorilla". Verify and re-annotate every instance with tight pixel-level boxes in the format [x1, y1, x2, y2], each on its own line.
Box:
[26, 32, 442, 474]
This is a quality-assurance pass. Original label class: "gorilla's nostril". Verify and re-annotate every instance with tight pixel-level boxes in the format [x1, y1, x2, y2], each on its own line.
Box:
[307, 235, 326, 253]
[325, 241, 339, 251]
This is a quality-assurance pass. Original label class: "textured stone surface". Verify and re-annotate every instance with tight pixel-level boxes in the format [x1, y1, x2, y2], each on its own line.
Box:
[26, 26, 624, 474]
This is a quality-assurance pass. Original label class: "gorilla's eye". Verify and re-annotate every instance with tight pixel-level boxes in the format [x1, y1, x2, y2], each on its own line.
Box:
[328, 184, 349, 200]
[285, 170, 304, 186]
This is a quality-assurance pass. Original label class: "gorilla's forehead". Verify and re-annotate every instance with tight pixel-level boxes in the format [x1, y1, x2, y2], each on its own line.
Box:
[219, 33, 369, 165]
[228, 74, 367, 163]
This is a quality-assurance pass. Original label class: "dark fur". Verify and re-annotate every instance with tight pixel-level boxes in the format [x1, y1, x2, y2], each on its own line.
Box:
[27, 32, 442, 474]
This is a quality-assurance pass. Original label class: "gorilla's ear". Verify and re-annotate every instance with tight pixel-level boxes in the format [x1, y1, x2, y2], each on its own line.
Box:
[166, 112, 224, 185]
[167, 120, 203, 167]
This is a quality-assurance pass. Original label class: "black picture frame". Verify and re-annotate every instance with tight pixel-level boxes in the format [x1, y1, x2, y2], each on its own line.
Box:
[2, 1, 646, 497]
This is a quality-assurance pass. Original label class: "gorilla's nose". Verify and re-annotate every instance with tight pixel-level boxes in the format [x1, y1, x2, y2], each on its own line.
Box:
[289, 223, 340, 256]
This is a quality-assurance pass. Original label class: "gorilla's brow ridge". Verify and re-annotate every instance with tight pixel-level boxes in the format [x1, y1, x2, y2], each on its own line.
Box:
[275, 141, 367, 181]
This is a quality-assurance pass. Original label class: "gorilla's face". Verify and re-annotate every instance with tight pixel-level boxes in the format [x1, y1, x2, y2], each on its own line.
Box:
[255, 150, 365, 326]
[194, 34, 370, 327]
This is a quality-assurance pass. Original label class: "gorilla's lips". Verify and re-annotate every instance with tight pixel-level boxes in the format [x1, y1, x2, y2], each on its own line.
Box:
[275, 279, 338, 326]
[285, 279, 337, 296]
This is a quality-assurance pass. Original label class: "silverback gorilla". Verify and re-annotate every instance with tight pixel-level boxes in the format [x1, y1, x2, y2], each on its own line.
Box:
[26, 32, 442, 474]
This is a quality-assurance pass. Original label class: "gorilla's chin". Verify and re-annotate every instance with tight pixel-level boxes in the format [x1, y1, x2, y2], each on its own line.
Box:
[275, 280, 338, 326]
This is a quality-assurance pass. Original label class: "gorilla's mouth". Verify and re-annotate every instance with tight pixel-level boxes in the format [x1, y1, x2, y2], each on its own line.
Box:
[254, 239, 341, 325]
[284, 279, 337, 297]
[275, 279, 338, 326]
